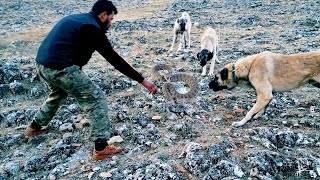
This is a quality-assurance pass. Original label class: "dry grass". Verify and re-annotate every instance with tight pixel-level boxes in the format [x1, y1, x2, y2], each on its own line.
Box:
[0, 28, 50, 46]
[115, 0, 174, 21]
[1, 1, 319, 178]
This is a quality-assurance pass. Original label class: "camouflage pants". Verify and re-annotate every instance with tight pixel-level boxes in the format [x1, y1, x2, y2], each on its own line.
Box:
[33, 63, 111, 142]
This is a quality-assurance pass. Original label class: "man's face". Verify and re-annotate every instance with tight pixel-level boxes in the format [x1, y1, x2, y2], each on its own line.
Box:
[102, 12, 114, 30]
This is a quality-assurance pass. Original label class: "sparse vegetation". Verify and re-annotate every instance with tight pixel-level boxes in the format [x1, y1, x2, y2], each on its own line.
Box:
[0, 0, 319, 179]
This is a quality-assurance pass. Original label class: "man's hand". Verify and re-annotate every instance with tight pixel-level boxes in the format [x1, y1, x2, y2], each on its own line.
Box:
[141, 79, 158, 95]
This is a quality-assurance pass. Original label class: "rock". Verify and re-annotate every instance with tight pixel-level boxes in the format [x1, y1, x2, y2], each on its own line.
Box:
[59, 123, 74, 132]
[309, 170, 318, 179]
[145, 141, 157, 148]
[184, 145, 210, 176]
[194, 22, 200, 29]
[7, 134, 24, 147]
[116, 110, 131, 122]
[207, 144, 229, 163]
[67, 104, 81, 113]
[273, 131, 298, 148]
[214, 160, 244, 178]
[24, 108, 37, 121]
[24, 156, 45, 172]
[133, 112, 150, 127]
[9, 81, 25, 94]
[151, 115, 162, 121]
[99, 172, 112, 178]
[314, 159, 320, 176]
[0, 113, 4, 123]
[107, 135, 124, 144]
[48, 174, 56, 180]
[1, 0, 320, 179]
[30, 87, 46, 97]
[5, 110, 26, 127]
[0, 166, 8, 179]
[74, 118, 90, 129]
[92, 167, 101, 172]
[168, 122, 193, 139]
[174, 163, 187, 173]
[250, 167, 258, 177]
[88, 172, 95, 179]
[0, 85, 10, 98]
[2, 63, 21, 83]
[117, 124, 131, 138]
[3, 161, 20, 176]
[234, 108, 245, 113]
[168, 113, 178, 121]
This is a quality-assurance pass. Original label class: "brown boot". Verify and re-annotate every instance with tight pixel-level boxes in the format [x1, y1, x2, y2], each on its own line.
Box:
[25, 122, 49, 137]
[92, 145, 128, 161]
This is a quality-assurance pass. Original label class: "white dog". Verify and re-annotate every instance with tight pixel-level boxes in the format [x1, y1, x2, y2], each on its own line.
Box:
[169, 12, 191, 52]
[197, 27, 220, 76]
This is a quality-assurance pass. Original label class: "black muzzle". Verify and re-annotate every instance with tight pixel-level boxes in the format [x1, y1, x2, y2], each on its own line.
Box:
[209, 76, 228, 91]
[200, 59, 207, 67]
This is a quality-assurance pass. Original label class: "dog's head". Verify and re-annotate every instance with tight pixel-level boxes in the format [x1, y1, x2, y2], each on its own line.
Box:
[197, 49, 213, 67]
[177, 18, 187, 31]
[209, 63, 239, 91]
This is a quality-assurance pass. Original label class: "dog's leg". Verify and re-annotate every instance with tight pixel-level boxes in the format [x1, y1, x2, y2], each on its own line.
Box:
[201, 65, 207, 76]
[214, 40, 220, 64]
[309, 78, 320, 88]
[208, 59, 215, 76]
[253, 106, 267, 119]
[215, 56, 221, 64]
[187, 29, 191, 49]
[183, 32, 187, 50]
[208, 43, 218, 76]
[169, 33, 177, 51]
[232, 83, 273, 127]
[178, 34, 183, 51]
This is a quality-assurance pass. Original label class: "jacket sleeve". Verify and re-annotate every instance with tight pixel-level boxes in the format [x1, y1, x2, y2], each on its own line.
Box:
[80, 24, 144, 83]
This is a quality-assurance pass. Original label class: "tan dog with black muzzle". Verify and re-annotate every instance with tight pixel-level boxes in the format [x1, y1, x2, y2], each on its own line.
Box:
[197, 27, 220, 76]
[169, 12, 191, 52]
[209, 50, 320, 127]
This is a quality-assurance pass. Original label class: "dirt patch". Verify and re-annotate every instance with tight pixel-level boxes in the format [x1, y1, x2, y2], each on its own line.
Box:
[0, 0, 319, 179]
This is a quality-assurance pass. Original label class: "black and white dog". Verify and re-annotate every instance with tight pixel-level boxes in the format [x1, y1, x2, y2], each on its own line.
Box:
[197, 27, 220, 76]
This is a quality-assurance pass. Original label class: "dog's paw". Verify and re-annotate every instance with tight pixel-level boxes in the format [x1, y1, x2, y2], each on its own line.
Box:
[201, 73, 206, 76]
[231, 121, 244, 127]
[208, 72, 214, 76]
[253, 110, 264, 119]
[253, 114, 261, 119]
[183, 49, 190, 53]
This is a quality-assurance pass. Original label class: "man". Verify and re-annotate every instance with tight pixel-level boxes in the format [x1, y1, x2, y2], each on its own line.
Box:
[25, 0, 158, 161]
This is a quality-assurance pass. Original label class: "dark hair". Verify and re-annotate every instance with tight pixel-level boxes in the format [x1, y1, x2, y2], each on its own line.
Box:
[92, 0, 118, 15]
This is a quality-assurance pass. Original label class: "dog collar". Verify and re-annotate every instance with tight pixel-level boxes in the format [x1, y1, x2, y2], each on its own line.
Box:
[232, 63, 239, 84]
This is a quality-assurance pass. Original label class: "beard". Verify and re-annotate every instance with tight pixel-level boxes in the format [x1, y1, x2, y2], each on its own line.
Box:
[101, 21, 111, 32]
[102, 21, 111, 32]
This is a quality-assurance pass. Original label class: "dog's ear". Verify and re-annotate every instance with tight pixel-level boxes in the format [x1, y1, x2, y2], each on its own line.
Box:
[197, 52, 201, 60]
[208, 52, 213, 60]
[221, 68, 228, 80]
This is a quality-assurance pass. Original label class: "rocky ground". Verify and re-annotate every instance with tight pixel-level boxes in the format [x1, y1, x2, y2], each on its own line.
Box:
[1, 0, 320, 179]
